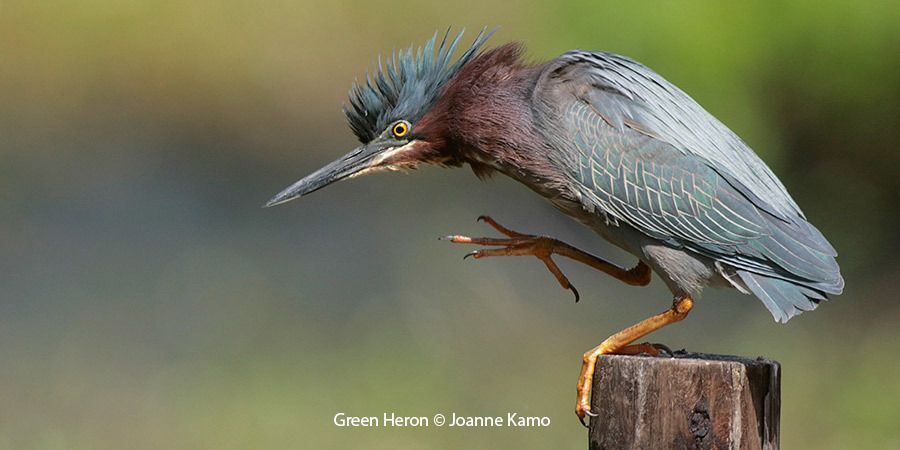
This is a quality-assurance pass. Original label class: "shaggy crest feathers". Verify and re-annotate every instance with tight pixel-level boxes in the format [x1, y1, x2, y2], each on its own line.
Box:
[343, 28, 493, 143]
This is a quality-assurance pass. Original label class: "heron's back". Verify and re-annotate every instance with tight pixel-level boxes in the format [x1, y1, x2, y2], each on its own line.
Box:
[527, 50, 843, 321]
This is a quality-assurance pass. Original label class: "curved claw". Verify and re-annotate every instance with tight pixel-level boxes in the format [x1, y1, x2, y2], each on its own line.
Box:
[652, 342, 673, 356]
[476, 215, 490, 223]
[576, 405, 597, 428]
[570, 284, 581, 303]
[463, 251, 479, 260]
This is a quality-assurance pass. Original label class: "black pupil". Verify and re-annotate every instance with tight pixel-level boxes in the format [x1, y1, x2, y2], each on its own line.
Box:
[395, 124, 405, 134]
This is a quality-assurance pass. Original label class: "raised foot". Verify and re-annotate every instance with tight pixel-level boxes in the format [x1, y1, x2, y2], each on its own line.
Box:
[440, 216, 651, 301]
[441, 215, 582, 302]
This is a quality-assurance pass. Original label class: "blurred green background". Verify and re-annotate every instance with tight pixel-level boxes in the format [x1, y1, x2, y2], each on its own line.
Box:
[2, 1, 898, 448]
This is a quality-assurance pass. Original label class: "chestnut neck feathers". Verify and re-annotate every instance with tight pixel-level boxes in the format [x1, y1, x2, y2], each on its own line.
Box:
[417, 44, 556, 182]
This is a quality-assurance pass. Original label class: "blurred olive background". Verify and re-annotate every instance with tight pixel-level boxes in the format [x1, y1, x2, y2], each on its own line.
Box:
[1, 1, 898, 449]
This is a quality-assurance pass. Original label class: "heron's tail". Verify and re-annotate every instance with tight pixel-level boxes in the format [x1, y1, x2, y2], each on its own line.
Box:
[729, 203, 844, 323]
[737, 271, 837, 323]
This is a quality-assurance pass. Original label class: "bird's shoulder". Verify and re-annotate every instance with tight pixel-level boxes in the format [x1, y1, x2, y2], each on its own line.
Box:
[531, 50, 803, 224]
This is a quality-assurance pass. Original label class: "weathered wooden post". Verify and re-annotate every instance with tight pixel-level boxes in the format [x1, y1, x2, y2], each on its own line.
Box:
[588, 352, 780, 450]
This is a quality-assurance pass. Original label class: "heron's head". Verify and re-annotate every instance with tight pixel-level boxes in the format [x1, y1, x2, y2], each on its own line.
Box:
[265, 29, 492, 207]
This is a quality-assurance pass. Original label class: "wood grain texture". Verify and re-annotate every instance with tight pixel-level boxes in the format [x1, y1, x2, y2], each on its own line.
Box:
[588, 352, 780, 450]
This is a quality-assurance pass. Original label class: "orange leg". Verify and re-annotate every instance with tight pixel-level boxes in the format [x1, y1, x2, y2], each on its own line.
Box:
[575, 296, 694, 426]
[442, 216, 651, 302]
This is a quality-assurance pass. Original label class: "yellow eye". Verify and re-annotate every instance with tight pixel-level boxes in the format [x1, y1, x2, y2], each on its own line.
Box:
[392, 121, 409, 138]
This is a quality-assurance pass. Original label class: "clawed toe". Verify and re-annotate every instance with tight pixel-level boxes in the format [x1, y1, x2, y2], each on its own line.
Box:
[651, 342, 673, 356]
[568, 284, 580, 303]
[576, 403, 597, 428]
[442, 217, 586, 301]
[578, 415, 589, 428]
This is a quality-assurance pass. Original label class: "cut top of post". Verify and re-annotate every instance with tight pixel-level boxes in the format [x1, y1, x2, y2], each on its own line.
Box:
[588, 352, 781, 450]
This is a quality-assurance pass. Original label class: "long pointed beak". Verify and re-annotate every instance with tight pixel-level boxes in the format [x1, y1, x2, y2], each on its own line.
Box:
[265, 143, 384, 207]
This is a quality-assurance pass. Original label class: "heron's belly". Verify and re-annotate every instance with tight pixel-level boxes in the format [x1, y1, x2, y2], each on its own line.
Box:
[549, 196, 735, 297]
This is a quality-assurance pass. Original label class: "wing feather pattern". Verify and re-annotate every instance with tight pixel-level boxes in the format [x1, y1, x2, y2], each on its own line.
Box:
[533, 51, 843, 321]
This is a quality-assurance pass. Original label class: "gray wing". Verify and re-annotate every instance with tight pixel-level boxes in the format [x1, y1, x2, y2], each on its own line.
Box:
[541, 51, 804, 221]
[532, 51, 843, 320]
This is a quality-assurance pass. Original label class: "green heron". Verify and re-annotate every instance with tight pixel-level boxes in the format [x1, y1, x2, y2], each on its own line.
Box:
[266, 30, 843, 424]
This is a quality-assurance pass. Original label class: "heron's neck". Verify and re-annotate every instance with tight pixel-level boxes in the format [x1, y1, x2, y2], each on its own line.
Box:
[420, 44, 557, 183]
